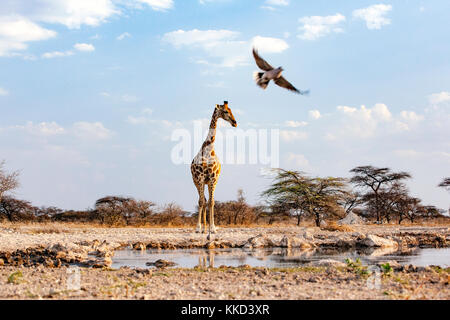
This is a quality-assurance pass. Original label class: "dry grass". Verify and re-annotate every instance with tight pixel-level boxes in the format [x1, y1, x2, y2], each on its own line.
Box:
[320, 221, 355, 232]
[1, 216, 448, 231]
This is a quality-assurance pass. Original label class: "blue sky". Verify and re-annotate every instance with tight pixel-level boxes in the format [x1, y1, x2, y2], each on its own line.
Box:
[0, 0, 449, 212]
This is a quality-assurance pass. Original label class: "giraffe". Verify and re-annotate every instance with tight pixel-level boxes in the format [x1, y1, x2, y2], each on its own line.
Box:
[191, 101, 237, 237]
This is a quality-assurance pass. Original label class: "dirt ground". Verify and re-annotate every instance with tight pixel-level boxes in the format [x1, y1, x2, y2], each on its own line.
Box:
[0, 223, 449, 300]
[1, 265, 448, 300]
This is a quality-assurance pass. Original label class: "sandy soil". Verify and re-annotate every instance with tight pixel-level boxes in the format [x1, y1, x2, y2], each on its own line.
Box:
[0, 265, 448, 300]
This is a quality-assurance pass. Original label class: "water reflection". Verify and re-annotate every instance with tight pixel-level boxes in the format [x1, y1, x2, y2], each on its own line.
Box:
[111, 247, 450, 269]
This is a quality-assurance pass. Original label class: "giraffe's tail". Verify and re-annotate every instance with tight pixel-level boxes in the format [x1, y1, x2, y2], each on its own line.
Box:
[253, 71, 269, 89]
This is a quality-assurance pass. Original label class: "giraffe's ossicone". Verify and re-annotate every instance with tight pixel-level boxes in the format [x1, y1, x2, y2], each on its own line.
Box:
[191, 101, 237, 236]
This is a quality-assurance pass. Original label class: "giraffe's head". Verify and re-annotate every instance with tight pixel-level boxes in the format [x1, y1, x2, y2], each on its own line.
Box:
[216, 101, 237, 127]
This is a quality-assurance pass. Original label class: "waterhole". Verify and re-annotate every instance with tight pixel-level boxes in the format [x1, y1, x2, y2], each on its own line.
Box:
[111, 247, 450, 269]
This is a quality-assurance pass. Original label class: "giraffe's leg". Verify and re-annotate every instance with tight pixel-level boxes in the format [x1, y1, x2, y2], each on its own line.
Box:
[207, 182, 218, 234]
[202, 203, 207, 233]
[196, 184, 206, 233]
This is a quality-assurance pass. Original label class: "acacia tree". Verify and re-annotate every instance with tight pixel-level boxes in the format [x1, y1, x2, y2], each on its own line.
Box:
[262, 169, 348, 226]
[0, 160, 20, 203]
[392, 193, 422, 224]
[349, 166, 412, 223]
[438, 178, 450, 192]
[95, 196, 134, 225]
[338, 189, 363, 214]
[0, 196, 35, 222]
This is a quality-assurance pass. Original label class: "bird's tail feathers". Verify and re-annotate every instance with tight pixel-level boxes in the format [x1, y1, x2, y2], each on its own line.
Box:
[253, 71, 269, 89]
[253, 71, 264, 82]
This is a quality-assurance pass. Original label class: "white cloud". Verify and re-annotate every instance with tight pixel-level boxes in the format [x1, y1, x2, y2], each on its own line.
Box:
[286, 153, 309, 168]
[137, 0, 174, 11]
[163, 29, 288, 68]
[117, 32, 131, 40]
[332, 103, 428, 138]
[127, 108, 155, 125]
[298, 14, 346, 40]
[142, 108, 153, 115]
[394, 149, 450, 163]
[429, 91, 450, 105]
[280, 130, 308, 142]
[162, 29, 240, 48]
[308, 109, 321, 119]
[285, 120, 308, 128]
[394, 111, 424, 131]
[198, 0, 230, 4]
[262, 0, 289, 10]
[0, 0, 171, 57]
[42, 50, 74, 59]
[162, 29, 246, 67]
[127, 116, 149, 125]
[337, 103, 392, 121]
[353, 4, 392, 30]
[394, 149, 421, 158]
[12, 121, 66, 136]
[251, 36, 289, 53]
[31, 0, 120, 29]
[335, 104, 388, 137]
[261, 6, 276, 11]
[400, 111, 424, 123]
[73, 121, 112, 140]
[0, 16, 56, 56]
[7, 0, 119, 29]
[265, 0, 289, 6]
[371, 103, 392, 121]
[0, 87, 8, 96]
[74, 43, 95, 52]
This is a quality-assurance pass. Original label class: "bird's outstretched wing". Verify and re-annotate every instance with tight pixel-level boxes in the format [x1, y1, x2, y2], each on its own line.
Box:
[274, 76, 309, 95]
[252, 48, 273, 71]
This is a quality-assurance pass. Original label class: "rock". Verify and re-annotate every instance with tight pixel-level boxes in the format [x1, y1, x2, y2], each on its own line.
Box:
[359, 234, 398, 249]
[319, 220, 328, 228]
[54, 259, 62, 268]
[55, 251, 67, 259]
[132, 242, 146, 251]
[44, 258, 54, 268]
[313, 259, 347, 268]
[402, 264, 418, 272]
[205, 241, 217, 249]
[299, 230, 314, 241]
[280, 236, 313, 249]
[243, 234, 274, 249]
[90, 256, 112, 268]
[336, 239, 356, 248]
[366, 247, 398, 256]
[135, 268, 152, 276]
[47, 243, 67, 253]
[146, 259, 176, 268]
[377, 260, 402, 271]
[338, 212, 366, 225]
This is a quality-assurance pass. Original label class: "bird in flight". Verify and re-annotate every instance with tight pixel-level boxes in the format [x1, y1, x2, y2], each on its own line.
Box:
[252, 48, 309, 95]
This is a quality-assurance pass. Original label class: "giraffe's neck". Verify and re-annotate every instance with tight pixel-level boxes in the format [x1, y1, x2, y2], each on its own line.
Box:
[202, 108, 219, 151]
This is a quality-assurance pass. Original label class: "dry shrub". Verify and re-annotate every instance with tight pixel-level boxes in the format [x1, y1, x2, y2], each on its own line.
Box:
[149, 203, 193, 226]
[321, 221, 354, 232]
